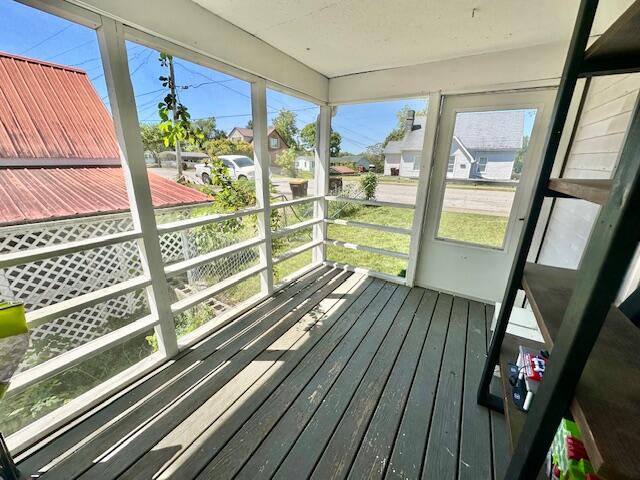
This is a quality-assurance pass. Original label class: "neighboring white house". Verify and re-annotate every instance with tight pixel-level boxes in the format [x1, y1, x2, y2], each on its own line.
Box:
[383, 110, 525, 180]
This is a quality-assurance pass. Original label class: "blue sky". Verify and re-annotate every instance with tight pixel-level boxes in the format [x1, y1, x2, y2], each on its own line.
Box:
[0, 0, 534, 154]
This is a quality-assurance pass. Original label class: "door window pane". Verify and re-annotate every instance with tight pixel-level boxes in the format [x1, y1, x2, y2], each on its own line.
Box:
[436, 108, 537, 249]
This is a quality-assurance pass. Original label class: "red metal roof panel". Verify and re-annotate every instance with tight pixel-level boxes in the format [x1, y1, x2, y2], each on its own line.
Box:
[0, 51, 120, 166]
[0, 168, 211, 226]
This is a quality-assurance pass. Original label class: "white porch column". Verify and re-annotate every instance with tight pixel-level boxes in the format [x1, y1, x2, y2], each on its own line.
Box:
[251, 78, 274, 295]
[406, 92, 441, 287]
[313, 105, 332, 263]
[97, 18, 179, 357]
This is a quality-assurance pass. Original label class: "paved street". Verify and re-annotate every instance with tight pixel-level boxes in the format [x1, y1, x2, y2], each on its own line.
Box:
[150, 167, 515, 217]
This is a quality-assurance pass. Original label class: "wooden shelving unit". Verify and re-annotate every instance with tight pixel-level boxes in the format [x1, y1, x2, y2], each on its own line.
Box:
[478, 1, 640, 477]
[581, 1, 640, 76]
[547, 178, 611, 205]
[521, 263, 640, 479]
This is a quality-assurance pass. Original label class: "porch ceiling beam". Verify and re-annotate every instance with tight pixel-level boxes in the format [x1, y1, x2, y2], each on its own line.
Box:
[66, 0, 329, 102]
[328, 42, 566, 104]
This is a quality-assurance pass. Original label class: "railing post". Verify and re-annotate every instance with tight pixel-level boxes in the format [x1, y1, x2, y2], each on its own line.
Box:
[97, 18, 178, 357]
[406, 92, 441, 287]
[313, 105, 332, 264]
[251, 79, 274, 295]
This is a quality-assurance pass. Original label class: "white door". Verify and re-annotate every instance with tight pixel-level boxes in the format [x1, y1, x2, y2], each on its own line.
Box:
[416, 89, 556, 301]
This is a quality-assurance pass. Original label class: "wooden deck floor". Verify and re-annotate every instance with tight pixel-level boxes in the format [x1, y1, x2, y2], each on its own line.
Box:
[16, 266, 509, 479]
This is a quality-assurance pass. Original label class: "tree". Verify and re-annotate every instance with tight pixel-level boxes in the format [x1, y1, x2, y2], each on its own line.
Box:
[246, 119, 253, 129]
[274, 146, 297, 177]
[140, 123, 166, 161]
[299, 122, 342, 156]
[272, 109, 298, 149]
[513, 135, 529, 178]
[206, 138, 253, 158]
[363, 142, 385, 173]
[157, 52, 204, 177]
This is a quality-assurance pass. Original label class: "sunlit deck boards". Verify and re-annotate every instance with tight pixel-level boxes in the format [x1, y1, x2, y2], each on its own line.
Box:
[16, 266, 508, 479]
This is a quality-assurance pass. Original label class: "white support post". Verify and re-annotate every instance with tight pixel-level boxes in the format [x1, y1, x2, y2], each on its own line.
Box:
[97, 18, 179, 357]
[251, 78, 274, 295]
[313, 105, 332, 263]
[405, 92, 441, 287]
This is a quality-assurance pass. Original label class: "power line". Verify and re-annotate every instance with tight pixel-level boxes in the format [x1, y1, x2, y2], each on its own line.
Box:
[19, 24, 74, 55]
[43, 39, 94, 61]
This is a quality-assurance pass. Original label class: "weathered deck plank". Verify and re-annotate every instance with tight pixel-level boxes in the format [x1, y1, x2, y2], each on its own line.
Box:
[16, 266, 332, 475]
[120, 272, 370, 479]
[422, 296, 469, 479]
[310, 287, 424, 480]
[347, 289, 438, 480]
[385, 293, 454, 479]
[16, 269, 509, 480]
[458, 300, 492, 479]
[268, 286, 411, 480]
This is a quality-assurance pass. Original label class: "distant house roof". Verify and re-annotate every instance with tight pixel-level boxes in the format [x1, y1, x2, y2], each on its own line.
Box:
[0, 51, 120, 167]
[453, 110, 524, 150]
[330, 165, 357, 175]
[383, 110, 524, 155]
[0, 51, 210, 226]
[228, 127, 288, 148]
[0, 167, 210, 227]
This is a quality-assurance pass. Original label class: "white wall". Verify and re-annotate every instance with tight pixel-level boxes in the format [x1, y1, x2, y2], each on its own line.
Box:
[538, 74, 640, 269]
[448, 148, 471, 179]
[400, 151, 421, 178]
[384, 153, 400, 175]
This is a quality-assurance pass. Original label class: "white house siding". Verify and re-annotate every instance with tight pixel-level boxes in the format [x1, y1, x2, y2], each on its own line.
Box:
[384, 153, 401, 175]
[399, 151, 422, 177]
[538, 73, 640, 271]
[471, 150, 516, 180]
[448, 148, 471, 179]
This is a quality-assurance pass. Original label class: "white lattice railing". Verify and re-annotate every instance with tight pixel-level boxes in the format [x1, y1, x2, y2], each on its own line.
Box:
[0, 205, 273, 397]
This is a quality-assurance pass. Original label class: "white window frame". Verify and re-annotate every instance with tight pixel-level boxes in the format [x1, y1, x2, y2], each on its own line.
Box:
[412, 153, 422, 170]
[269, 136, 280, 149]
[447, 154, 456, 173]
[477, 155, 488, 173]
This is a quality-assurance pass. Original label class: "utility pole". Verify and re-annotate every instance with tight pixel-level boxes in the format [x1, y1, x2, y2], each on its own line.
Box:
[168, 55, 182, 178]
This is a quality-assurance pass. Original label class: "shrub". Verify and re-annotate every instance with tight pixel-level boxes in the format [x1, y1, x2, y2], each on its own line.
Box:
[360, 172, 378, 200]
[275, 147, 297, 177]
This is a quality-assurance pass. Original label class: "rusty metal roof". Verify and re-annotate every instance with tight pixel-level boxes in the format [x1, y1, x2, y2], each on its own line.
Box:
[0, 167, 211, 227]
[0, 51, 120, 166]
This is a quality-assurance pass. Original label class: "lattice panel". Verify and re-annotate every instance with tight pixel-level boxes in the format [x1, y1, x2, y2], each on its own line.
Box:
[0, 206, 257, 355]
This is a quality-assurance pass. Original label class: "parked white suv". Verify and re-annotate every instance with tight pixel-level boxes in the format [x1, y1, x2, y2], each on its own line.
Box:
[195, 155, 255, 184]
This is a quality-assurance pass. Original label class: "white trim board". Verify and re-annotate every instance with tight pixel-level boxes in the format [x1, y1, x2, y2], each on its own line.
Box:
[329, 42, 566, 105]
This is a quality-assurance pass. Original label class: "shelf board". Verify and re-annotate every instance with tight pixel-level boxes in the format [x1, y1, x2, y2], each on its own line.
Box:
[522, 262, 640, 479]
[547, 178, 611, 205]
[581, 1, 640, 76]
[498, 333, 545, 453]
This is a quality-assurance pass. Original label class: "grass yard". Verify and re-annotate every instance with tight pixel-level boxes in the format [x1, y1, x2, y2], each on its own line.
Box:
[437, 211, 508, 248]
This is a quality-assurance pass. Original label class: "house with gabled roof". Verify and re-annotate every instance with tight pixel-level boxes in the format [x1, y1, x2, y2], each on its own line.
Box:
[383, 109, 525, 180]
[228, 126, 288, 163]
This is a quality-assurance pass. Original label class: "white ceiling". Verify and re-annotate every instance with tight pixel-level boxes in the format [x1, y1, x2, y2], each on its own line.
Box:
[192, 0, 633, 78]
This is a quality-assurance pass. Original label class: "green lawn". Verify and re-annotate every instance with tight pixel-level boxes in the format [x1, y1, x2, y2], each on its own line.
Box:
[438, 211, 508, 248]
